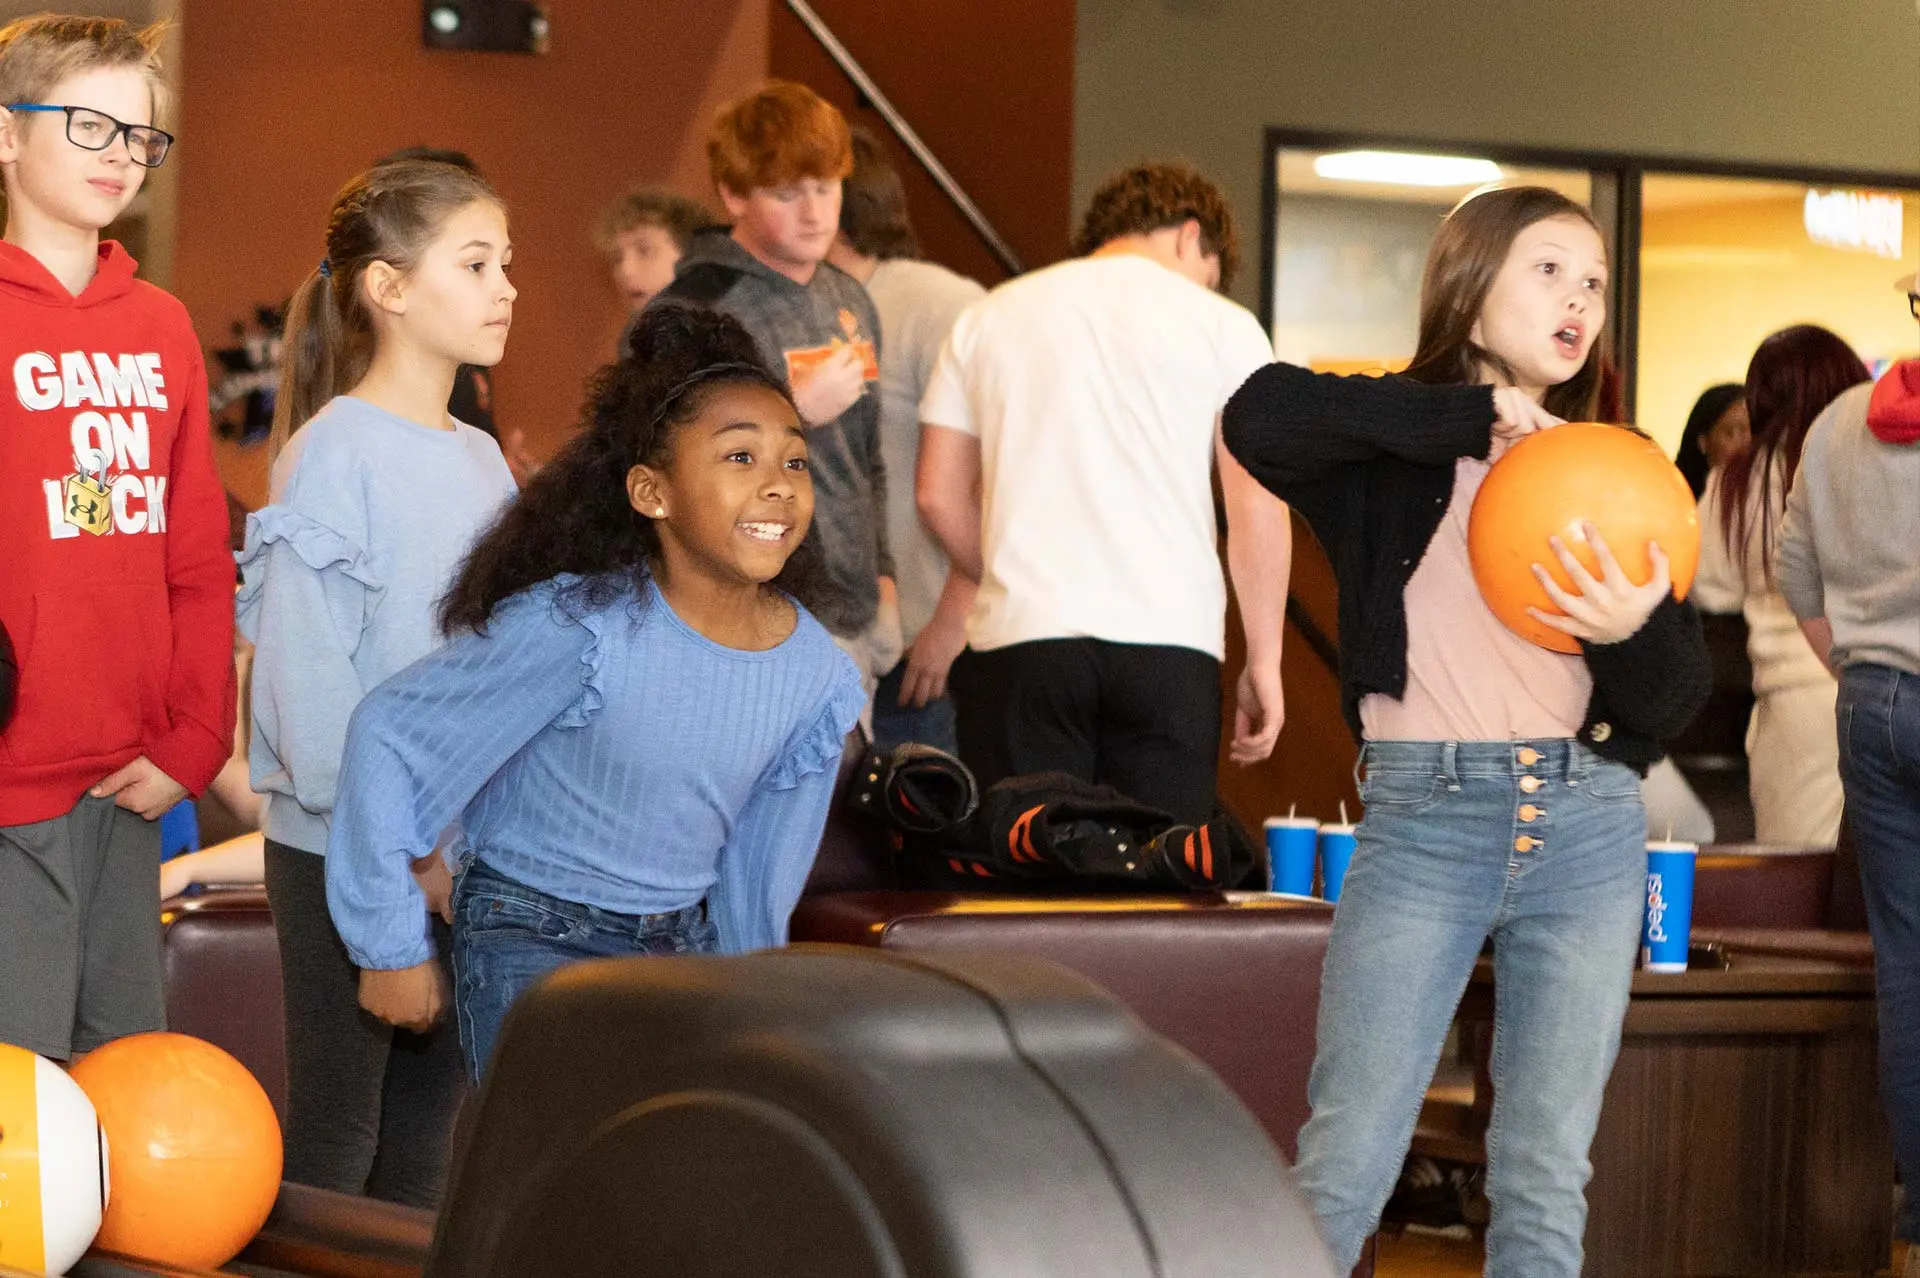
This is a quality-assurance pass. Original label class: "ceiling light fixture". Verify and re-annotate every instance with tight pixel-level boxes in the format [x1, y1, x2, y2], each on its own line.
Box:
[1312, 150, 1505, 187]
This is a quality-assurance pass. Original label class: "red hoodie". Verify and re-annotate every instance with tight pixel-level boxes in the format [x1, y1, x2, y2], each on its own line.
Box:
[1866, 357, 1920, 445]
[0, 240, 236, 825]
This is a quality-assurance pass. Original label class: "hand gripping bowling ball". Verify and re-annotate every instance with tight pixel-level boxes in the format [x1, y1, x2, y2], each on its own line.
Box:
[0, 1043, 107, 1276]
[69, 1033, 281, 1270]
[1467, 423, 1699, 654]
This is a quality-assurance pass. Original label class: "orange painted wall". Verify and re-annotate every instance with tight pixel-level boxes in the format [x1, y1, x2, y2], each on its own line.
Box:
[171, 0, 769, 491]
[1639, 190, 1920, 451]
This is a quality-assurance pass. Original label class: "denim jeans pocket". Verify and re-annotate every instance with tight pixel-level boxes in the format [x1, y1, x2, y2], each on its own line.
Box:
[675, 915, 721, 955]
[460, 887, 577, 945]
[1580, 760, 1643, 805]
[1837, 694, 1862, 770]
[1359, 767, 1446, 815]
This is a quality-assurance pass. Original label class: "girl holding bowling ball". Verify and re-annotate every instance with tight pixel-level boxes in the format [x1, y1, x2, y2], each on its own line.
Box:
[1222, 185, 1710, 1276]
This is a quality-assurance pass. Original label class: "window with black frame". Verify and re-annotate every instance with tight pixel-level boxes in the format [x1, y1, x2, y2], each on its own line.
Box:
[1265, 135, 1920, 460]
[1266, 144, 1593, 377]
[1638, 171, 1920, 454]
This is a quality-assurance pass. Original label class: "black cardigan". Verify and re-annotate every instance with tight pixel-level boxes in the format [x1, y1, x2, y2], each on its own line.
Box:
[1222, 362, 1710, 774]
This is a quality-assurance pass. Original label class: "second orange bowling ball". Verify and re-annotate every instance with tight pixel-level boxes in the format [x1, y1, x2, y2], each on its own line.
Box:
[69, 1031, 282, 1270]
[1467, 423, 1700, 654]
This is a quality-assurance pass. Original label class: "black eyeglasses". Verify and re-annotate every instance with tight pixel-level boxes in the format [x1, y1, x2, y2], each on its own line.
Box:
[1910, 292, 1919, 321]
[7, 104, 173, 168]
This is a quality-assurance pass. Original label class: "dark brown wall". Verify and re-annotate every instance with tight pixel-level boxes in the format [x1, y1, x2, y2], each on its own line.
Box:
[173, 0, 769, 488]
[769, 0, 1076, 287]
[1217, 518, 1359, 837]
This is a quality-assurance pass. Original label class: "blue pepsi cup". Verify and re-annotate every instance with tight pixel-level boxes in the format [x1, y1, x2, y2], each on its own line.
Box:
[1264, 817, 1319, 895]
[1318, 824, 1358, 902]
[1642, 841, 1698, 972]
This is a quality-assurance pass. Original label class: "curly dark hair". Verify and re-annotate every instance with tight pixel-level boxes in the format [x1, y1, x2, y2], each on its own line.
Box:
[439, 302, 830, 634]
[1071, 161, 1239, 289]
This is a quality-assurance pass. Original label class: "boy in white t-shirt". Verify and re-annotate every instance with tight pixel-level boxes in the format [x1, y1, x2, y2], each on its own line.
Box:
[917, 162, 1291, 822]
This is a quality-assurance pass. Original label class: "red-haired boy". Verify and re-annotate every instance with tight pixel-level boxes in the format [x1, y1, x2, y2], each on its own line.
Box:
[638, 81, 897, 705]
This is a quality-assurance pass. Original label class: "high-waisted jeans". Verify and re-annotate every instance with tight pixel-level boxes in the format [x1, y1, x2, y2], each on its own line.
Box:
[1294, 738, 1647, 1276]
[450, 860, 718, 1082]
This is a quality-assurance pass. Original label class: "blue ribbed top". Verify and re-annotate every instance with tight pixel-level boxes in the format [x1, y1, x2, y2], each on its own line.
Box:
[324, 572, 864, 969]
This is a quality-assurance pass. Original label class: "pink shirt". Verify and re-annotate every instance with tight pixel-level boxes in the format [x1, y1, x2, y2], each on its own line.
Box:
[1360, 457, 1591, 742]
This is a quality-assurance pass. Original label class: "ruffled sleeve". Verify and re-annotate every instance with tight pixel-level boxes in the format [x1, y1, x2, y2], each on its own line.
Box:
[238, 504, 385, 826]
[766, 649, 866, 790]
[235, 505, 383, 644]
[549, 585, 612, 730]
[326, 578, 616, 970]
[479, 573, 623, 731]
[707, 644, 865, 955]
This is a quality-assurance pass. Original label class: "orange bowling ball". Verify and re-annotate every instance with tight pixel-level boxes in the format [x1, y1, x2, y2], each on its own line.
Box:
[69, 1032, 281, 1270]
[1467, 423, 1699, 654]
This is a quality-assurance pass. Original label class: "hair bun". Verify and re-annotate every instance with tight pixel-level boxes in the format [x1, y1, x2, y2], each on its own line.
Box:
[593, 302, 779, 440]
[625, 301, 765, 374]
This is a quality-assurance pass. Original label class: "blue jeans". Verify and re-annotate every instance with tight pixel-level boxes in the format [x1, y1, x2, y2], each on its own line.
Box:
[871, 658, 958, 755]
[1836, 664, 1920, 1239]
[1294, 739, 1646, 1277]
[450, 861, 718, 1082]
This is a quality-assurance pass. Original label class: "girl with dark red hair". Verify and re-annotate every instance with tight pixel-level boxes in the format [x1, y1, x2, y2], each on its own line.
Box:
[1694, 323, 1868, 844]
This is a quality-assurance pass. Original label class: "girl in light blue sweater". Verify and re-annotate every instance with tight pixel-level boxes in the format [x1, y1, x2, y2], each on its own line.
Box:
[328, 303, 863, 1082]
[238, 159, 517, 1206]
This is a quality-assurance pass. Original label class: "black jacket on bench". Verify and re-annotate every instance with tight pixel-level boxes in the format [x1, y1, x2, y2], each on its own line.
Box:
[1222, 361, 1710, 774]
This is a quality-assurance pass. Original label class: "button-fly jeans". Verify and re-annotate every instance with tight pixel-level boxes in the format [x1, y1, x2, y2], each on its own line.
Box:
[1294, 739, 1646, 1276]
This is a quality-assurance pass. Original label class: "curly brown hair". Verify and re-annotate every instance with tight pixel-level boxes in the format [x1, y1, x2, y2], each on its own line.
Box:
[594, 188, 711, 255]
[1071, 161, 1239, 289]
[438, 303, 829, 635]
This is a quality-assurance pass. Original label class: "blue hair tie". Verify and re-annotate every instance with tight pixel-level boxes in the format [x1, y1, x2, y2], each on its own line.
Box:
[318, 258, 332, 279]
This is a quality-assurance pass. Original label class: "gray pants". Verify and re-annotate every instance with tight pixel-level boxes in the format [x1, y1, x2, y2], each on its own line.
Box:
[0, 794, 165, 1059]
[264, 839, 465, 1209]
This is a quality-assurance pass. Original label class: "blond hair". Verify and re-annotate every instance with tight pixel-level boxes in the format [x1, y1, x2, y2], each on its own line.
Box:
[0, 14, 166, 118]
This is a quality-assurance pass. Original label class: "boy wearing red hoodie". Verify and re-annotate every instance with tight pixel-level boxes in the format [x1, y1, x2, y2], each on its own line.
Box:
[0, 15, 234, 1060]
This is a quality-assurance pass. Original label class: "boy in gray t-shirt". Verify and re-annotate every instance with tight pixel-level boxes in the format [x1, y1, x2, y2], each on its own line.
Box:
[827, 128, 984, 752]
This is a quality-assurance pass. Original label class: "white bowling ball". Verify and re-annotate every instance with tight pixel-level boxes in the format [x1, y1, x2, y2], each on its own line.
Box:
[0, 1043, 108, 1276]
